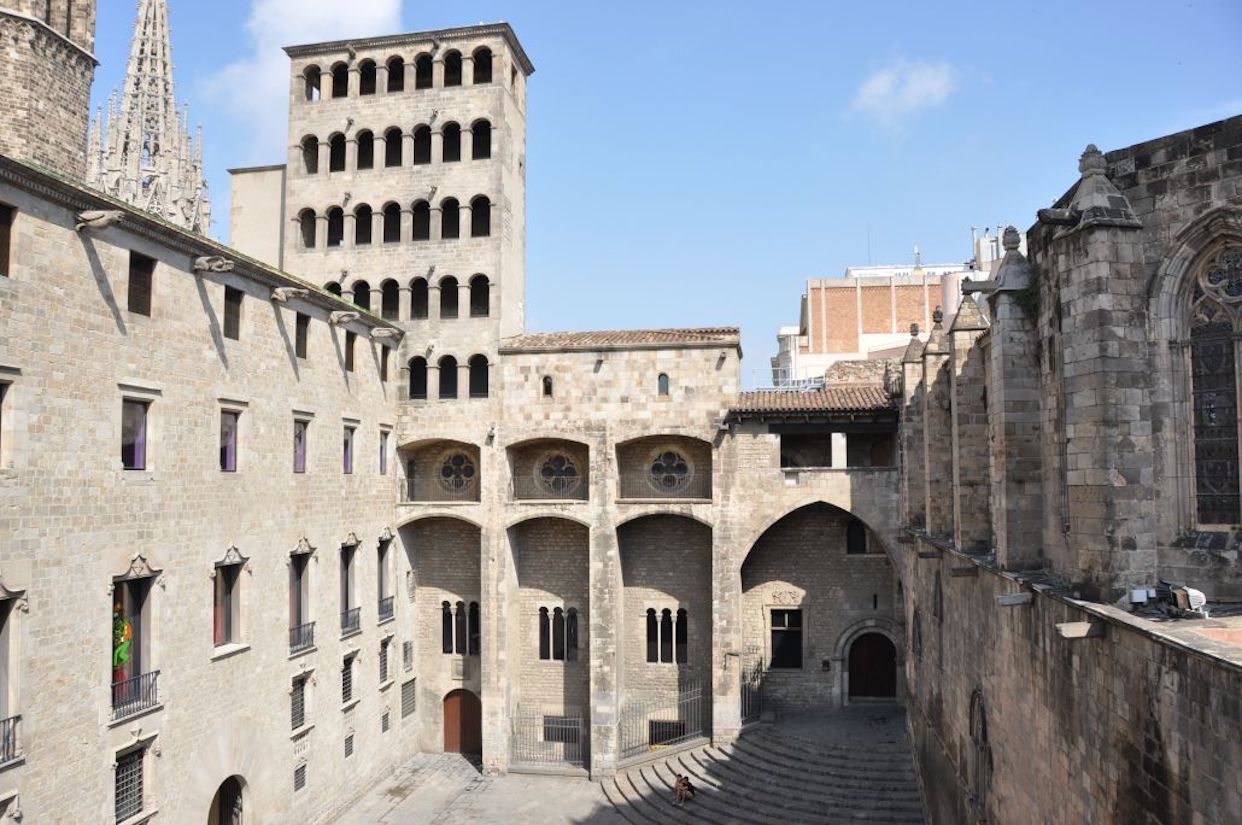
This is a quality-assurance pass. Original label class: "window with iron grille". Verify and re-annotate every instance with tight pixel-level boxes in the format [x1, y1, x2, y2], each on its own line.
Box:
[291, 676, 307, 730]
[115, 747, 145, 822]
[401, 679, 416, 718]
[344, 733, 354, 758]
[293, 764, 306, 792]
[382, 710, 390, 733]
[403, 641, 413, 671]
[379, 638, 390, 683]
[342, 655, 354, 704]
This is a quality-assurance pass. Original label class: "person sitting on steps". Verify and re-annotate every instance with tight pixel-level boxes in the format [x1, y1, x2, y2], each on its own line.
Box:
[673, 773, 696, 807]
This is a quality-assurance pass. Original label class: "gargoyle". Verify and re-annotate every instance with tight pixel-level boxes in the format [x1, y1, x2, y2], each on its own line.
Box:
[271, 287, 309, 303]
[193, 255, 235, 273]
[329, 311, 359, 326]
[75, 210, 124, 232]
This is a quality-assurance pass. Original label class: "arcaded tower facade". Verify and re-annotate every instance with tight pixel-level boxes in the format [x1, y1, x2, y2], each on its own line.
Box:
[0, 0, 97, 178]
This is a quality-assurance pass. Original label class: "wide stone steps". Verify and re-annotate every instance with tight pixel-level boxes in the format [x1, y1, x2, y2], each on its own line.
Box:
[606, 724, 926, 825]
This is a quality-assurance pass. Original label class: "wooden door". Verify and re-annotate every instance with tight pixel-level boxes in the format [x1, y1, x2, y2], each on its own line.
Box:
[848, 633, 897, 698]
[443, 689, 482, 754]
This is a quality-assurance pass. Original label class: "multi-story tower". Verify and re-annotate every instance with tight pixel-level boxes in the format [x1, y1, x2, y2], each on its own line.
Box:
[0, 0, 97, 178]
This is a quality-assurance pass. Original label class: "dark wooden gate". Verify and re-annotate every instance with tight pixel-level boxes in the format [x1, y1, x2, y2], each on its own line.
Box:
[848, 633, 897, 698]
[443, 689, 482, 754]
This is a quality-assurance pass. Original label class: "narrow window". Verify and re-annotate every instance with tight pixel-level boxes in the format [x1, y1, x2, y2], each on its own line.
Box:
[566, 608, 579, 662]
[441, 602, 453, 653]
[341, 655, 354, 703]
[538, 607, 550, 660]
[408, 357, 428, 400]
[645, 608, 657, 663]
[454, 601, 466, 654]
[1191, 299, 1241, 524]
[552, 607, 565, 661]
[359, 60, 377, 95]
[412, 126, 431, 165]
[657, 373, 670, 396]
[411, 202, 431, 242]
[470, 196, 490, 238]
[468, 601, 480, 655]
[353, 279, 372, 311]
[299, 209, 316, 248]
[329, 133, 346, 171]
[213, 562, 242, 646]
[331, 63, 348, 97]
[542, 376, 553, 398]
[379, 430, 389, 475]
[379, 637, 390, 683]
[301, 136, 319, 174]
[223, 286, 243, 340]
[291, 675, 307, 730]
[381, 347, 390, 384]
[414, 54, 433, 89]
[127, 251, 154, 316]
[846, 518, 868, 554]
[295, 313, 309, 359]
[293, 419, 308, 474]
[115, 747, 146, 822]
[443, 50, 462, 86]
[340, 544, 357, 633]
[387, 56, 405, 92]
[410, 277, 429, 317]
[354, 206, 372, 245]
[770, 609, 802, 669]
[111, 577, 152, 717]
[438, 355, 458, 399]
[344, 733, 354, 757]
[469, 274, 489, 317]
[384, 127, 403, 167]
[381, 279, 400, 317]
[121, 399, 149, 470]
[403, 641, 414, 671]
[303, 66, 321, 102]
[342, 426, 355, 474]
[345, 331, 356, 372]
[327, 208, 344, 247]
[674, 608, 687, 664]
[294, 764, 307, 792]
[468, 355, 488, 398]
[442, 122, 461, 162]
[219, 410, 239, 472]
[382, 205, 401, 244]
[401, 678, 416, 717]
[325, 281, 342, 296]
[472, 47, 493, 84]
[471, 120, 491, 160]
[659, 609, 673, 663]
[440, 276, 459, 318]
[289, 552, 311, 650]
[356, 131, 374, 169]
[440, 198, 460, 239]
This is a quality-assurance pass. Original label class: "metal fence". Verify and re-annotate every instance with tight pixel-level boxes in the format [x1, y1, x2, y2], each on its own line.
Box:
[340, 607, 361, 635]
[378, 596, 395, 622]
[0, 715, 19, 763]
[617, 472, 711, 501]
[112, 671, 160, 721]
[289, 621, 315, 654]
[402, 477, 481, 503]
[512, 706, 586, 768]
[741, 662, 764, 725]
[619, 681, 709, 761]
[512, 473, 589, 501]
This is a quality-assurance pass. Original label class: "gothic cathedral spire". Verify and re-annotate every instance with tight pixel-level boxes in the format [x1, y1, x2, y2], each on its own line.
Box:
[86, 0, 210, 234]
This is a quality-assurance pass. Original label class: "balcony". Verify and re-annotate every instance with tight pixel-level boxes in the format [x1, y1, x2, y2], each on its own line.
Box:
[0, 715, 19, 764]
[378, 596, 395, 623]
[289, 621, 315, 654]
[512, 472, 588, 502]
[402, 477, 480, 503]
[618, 471, 711, 501]
[111, 670, 160, 721]
[340, 607, 361, 636]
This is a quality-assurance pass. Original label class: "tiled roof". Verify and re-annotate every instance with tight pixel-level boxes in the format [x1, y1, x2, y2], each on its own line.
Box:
[731, 385, 895, 414]
[500, 327, 740, 353]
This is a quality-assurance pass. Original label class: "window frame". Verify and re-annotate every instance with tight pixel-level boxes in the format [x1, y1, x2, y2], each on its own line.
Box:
[121, 398, 150, 471]
[343, 424, 356, 474]
[223, 285, 243, 340]
[769, 608, 804, 670]
[127, 251, 155, 317]
[295, 313, 310, 359]
[213, 562, 243, 647]
[0, 203, 13, 278]
[293, 417, 310, 474]
[219, 409, 240, 473]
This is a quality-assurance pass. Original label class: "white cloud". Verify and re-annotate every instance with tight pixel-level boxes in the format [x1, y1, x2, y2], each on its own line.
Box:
[203, 0, 402, 162]
[851, 60, 956, 127]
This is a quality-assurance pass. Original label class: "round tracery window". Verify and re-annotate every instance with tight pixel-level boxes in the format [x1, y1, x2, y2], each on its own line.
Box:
[536, 453, 581, 496]
[438, 452, 476, 492]
[648, 450, 692, 494]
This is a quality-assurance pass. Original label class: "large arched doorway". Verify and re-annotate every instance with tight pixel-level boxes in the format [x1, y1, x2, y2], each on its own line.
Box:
[443, 688, 482, 755]
[848, 632, 897, 699]
[207, 775, 244, 825]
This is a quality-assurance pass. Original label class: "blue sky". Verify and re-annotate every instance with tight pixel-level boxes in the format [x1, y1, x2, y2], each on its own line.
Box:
[90, 0, 1242, 384]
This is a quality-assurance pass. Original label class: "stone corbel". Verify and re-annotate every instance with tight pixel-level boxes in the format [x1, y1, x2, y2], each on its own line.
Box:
[210, 544, 252, 577]
[0, 580, 28, 614]
[341, 531, 361, 548]
[378, 526, 394, 543]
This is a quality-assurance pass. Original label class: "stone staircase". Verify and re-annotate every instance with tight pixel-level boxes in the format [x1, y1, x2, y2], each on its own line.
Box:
[604, 708, 926, 824]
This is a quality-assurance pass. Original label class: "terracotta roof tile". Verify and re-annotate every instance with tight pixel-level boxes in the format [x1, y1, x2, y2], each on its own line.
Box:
[731, 385, 895, 414]
[500, 327, 740, 352]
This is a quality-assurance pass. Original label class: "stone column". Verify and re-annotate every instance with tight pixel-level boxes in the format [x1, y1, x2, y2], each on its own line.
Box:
[480, 523, 509, 774]
[430, 205, 443, 241]
[901, 329, 927, 529]
[347, 136, 358, 172]
[431, 129, 442, 165]
[376, 63, 388, 95]
[315, 215, 329, 250]
[348, 64, 360, 97]
[317, 140, 329, 175]
[458, 281, 472, 318]
[318, 71, 331, 101]
[428, 283, 441, 320]
[949, 296, 991, 553]
[428, 362, 441, 399]
[589, 433, 621, 775]
[372, 210, 385, 245]
[433, 55, 445, 88]
[398, 286, 412, 321]
[342, 213, 354, 249]
[830, 433, 848, 468]
[463, 55, 475, 85]
[462, 127, 474, 163]
[922, 312, 953, 538]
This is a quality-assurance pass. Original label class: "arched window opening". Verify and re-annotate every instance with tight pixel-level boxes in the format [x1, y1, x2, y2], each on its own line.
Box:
[301, 136, 319, 174]
[542, 376, 554, 398]
[657, 373, 670, 396]
[439, 355, 458, 399]
[538, 607, 550, 660]
[328, 133, 346, 172]
[566, 608, 579, 662]
[443, 50, 463, 86]
[331, 62, 348, 98]
[298, 209, 317, 248]
[440, 276, 459, 318]
[410, 277, 429, 319]
[387, 56, 405, 92]
[969, 690, 992, 821]
[353, 205, 373, 246]
[380, 279, 399, 320]
[442, 122, 461, 162]
[1190, 296, 1240, 524]
[408, 356, 428, 400]
[471, 119, 492, 160]
[473, 47, 493, 84]
[659, 609, 673, 663]
[469, 274, 489, 317]
[470, 196, 490, 238]
[468, 601, 480, 655]
[645, 609, 657, 663]
[382, 203, 401, 243]
[356, 130, 374, 170]
[359, 60, 377, 95]
[412, 200, 432, 242]
[552, 607, 566, 660]
[303, 65, 321, 101]
[325, 281, 342, 296]
[674, 608, 688, 664]
[326, 207, 344, 247]
[211, 776, 244, 825]
[384, 127, 403, 167]
[846, 518, 868, 554]
[440, 601, 453, 653]
[414, 54, 433, 89]
[468, 355, 488, 398]
[441, 198, 460, 239]
[412, 125, 431, 165]
[352, 280, 371, 312]
[454, 601, 467, 654]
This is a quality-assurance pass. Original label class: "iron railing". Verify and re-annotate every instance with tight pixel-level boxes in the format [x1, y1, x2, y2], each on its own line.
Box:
[402, 478, 480, 503]
[340, 607, 361, 635]
[741, 662, 764, 725]
[289, 621, 315, 653]
[618, 472, 711, 500]
[619, 681, 710, 761]
[512, 473, 589, 501]
[512, 705, 585, 768]
[0, 715, 19, 763]
[112, 670, 160, 721]
[378, 596, 395, 622]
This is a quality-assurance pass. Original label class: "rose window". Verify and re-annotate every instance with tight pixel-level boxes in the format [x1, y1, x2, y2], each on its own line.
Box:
[649, 450, 691, 493]
[537, 453, 581, 496]
[438, 452, 476, 493]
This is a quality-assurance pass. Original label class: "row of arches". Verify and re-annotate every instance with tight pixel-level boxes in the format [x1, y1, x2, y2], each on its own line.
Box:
[303, 47, 494, 101]
[407, 354, 490, 400]
[301, 120, 492, 174]
[324, 274, 490, 321]
[297, 197, 491, 249]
